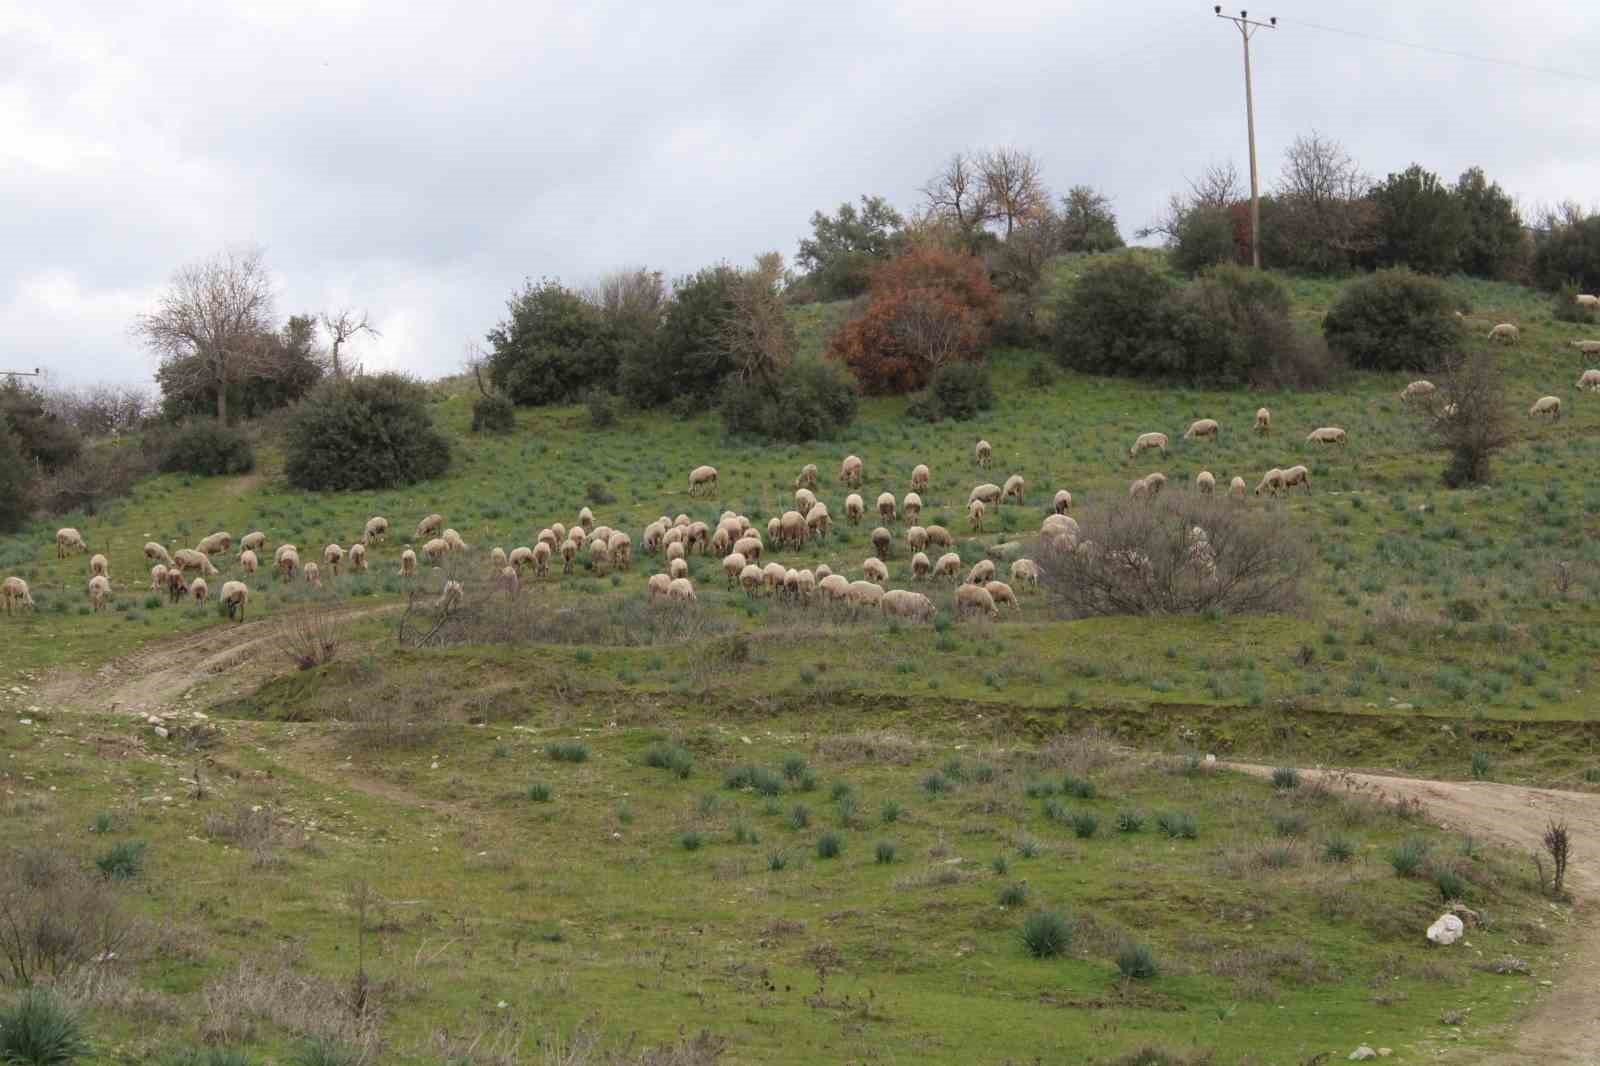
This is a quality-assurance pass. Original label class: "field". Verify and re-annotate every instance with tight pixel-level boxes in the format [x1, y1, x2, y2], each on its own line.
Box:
[2, 268, 1599, 1063]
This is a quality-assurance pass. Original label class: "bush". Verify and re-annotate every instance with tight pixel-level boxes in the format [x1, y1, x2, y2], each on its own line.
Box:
[1116, 941, 1160, 980]
[874, 840, 896, 864]
[1051, 253, 1178, 377]
[486, 279, 620, 406]
[585, 389, 620, 429]
[0, 988, 89, 1066]
[156, 420, 255, 476]
[1069, 812, 1099, 839]
[1, 383, 81, 472]
[1021, 910, 1073, 958]
[719, 357, 858, 442]
[0, 850, 133, 986]
[1369, 165, 1467, 275]
[1388, 837, 1429, 877]
[1116, 809, 1146, 833]
[94, 840, 146, 881]
[926, 361, 994, 421]
[1532, 213, 1600, 292]
[643, 743, 694, 779]
[1321, 269, 1459, 371]
[1434, 867, 1468, 902]
[997, 882, 1029, 907]
[1156, 812, 1197, 840]
[1171, 206, 1237, 275]
[1322, 835, 1356, 863]
[0, 429, 37, 534]
[1411, 350, 1514, 487]
[619, 266, 740, 409]
[546, 741, 589, 763]
[816, 832, 843, 859]
[1272, 766, 1301, 791]
[470, 391, 516, 434]
[285, 374, 450, 491]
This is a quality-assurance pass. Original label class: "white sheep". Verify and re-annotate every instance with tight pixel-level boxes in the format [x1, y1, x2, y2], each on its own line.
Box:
[189, 576, 209, 604]
[1400, 380, 1436, 404]
[166, 567, 188, 603]
[1254, 468, 1285, 497]
[1052, 490, 1072, 515]
[1183, 418, 1219, 441]
[647, 573, 672, 602]
[1253, 407, 1271, 434]
[722, 552, 747, 587]
[871, 526, 893, 560]
[87, 574, 111, 612]
[578, 507, 595, 532]
[1578, 294, 1600, 308]
[348, 543, 368, 573]
[415, 513, 445, 541]
[762, 562, 786, 592]
[968, 499, 985, 532]
[734, 535, 762, 563]
[510, 545, 536, 573]
[1306, 427, 1348, 446]
[806, 503, 832, 541]
[1129, 477, 1152, 501]
[1282, 465, 1311, 493]
[422, 538, 450, 564]
[1487, 323, 1520, 344]
[499, 566, 520, 598]
[1040, 514, 1078, 550]
[877, 492, 897, 524]
[1530, 395, 1562, 420]
[814, 563, 832, 582]
[795, 463, 819, 490]
[489, 547, 508, 571]
[1571, 340, 1600, 355]
[89, 553, 109, 579]
[956, 583, 998, 621]
[880, 589, 936, 623]
[590, 538, 613, 575]
[911, 463, 931, 492]
[323, 544, 344, 576]
[911, 551, 931, 580]
[779, 511, 808, 551]
[532, 542, 552, 577]
[144, 541, 174, 567]
[794, 487, 817, 514]
[905, 525, 928, 552]
[766, 516, 781, 544]
[668, 557, 688, 580]
[173, 548, 220, 576]
[609, 532, 632, 571]
[740, 564, 765, 596]
[969, 482, 1002, 505]
[442, 528, 468, 553]
[362, 517, 389, 544]
[1129, 432, 1168, 459]
[1196, 470, 1216, 495]
[924, 525, 953, 549]
[846, 580, 884, 608]
[1002, 474, 1025, 504]
[196, 531, 232, 555]
[1229, 476, 1247, 500]
[1, 576, 34, 615]
[240, 531, 267, 553]
[303, 563, 321, 588]
[150, 563, 169, 590]
[642, 520, 665, 554]
[783, 568, 800, 598]
[985, 580, 1020, 612]
[667, 577, 698, 604]
[221, 580, 249, 621]
[933, 552, 962, 581]
[398, 549, 417, 577]
[239, 550, 258, 577]
[55, 528, 87, 558]
[818, 573, 851, 602]
[688, 465, 719, 496]
[1578, 369, 1600, 392]
[276, 546, 301, 580]
[863, 557, 888, 583]
[844, 493, 865, 525]
[967, 559, 996, 585]
[839, 454, 864, 487]
[1010, 558, 1040, 590]
[709, 526, 732, 556]
[975, 439, 993, 467]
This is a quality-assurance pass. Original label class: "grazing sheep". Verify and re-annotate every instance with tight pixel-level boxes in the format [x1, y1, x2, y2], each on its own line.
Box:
[762, 562, 786, 592]
[1253, 407, 1271, 434]
[818, 573, 850, 602]
[422, 538, 450, 564]
[985, 580, 1020, 612]
[779, 510, 808, 551]
[490, 547, 508, 571]
[647, 573, 672, 602]
[906, 525, 928, 552]
[89, 553, 109, 579]
[814, 563, 832, 582]
[911, 463, 931, 491]
[532, 542, 552, 577]
[661, 526, 685, 552]
[438, 580, 464, 610]
[1183, 418, 1219, 441]
[303, 563, 321, 588]
[1, 576, 34, 615]
[1487, 322, 1520, 344]
[839, 454, 864, 487]
[969, 482, 1002, 505]
[399, 549, 417, 577]
[967, 559, 996, 585]
[1144, 472, 1168, 496]
[1129, 432, 1168, 459]
[1530, 395, 1562, 420]
[877, 492, 897, 523]
[166, 567, 188, 603]
[609, 532, 632, 571]
[846, 580, 884, 608]
[197, 532, 232, 555]
[1010, 558, 1040, 590]
[1053, 490, 1072, 515]
[740, 564, 764, 596]
[578, 507, 595, 532]
[1002, 474, 1025, 504]
[1578, 369, 1600, 392]
[1306, 427, 1347, 446]
[902, 492, 922, 523]
[688, 465, 719, 496]
[673, 514, 691, 529]
[508, 547, 534, 573]
[968, 499, 986, 531]
[880, 589, 936, 623]
[1400, 380, 1436, 404]
[933, 552, 962, 580]
[1578, 294, 1600, 308]
[806, 503, 832, 542]
[667, 577, 698, 604]
[845, 493, 865, 525]
[499, 566, 520, 598]
[552, 522, 567, 543]
[709, 526, 732, 557]
[592, 525, 613, 545]
[173, 549, 219, 576]
[863, 557, 888, 583]
[1041, 513, 1078, 542]
[1571, 340, 1600, 355]
[1254, 468, 1285, 497]
[276, 546, 301, 580]
[86, 574, 112, 611]
[150, 563, 169, 590]
[795, 463, 819, 490]
[1282, 465, 1311, 493]
[668, 557, 688, 581]
[795, 487, 817, 514]
[590, 538, 612, 575]
[782, 568, 801, 598]
[871, 526, 893, 560]
[415, 514, 444, 541]
[323, 544, 344, 576]
[766, 516, 781, 544]
[1229, 476, 1247, 500]
[238, 550, 257, 577]
[642, 521, 664, 554]
[56, 528, 87, 558]
[189, 576, 208, 604]
[722, 552, 747, 587]
[911, 551, 931, 580]
[442, 528, 468, 553]
[1196, 470, 1216, 495]
[734, 535, 762, 563]
[240, 531, 267, 553]
[955, 583, 998, 621]
[924, 525, 953, 549]
[362, 517, 389, 545]
[348, 543, 368, 573]
[1129, 477, 1152, 501]
[975, 439, 993, 467]
[144, 542, 174, 567]
[220, 580, 249, 621]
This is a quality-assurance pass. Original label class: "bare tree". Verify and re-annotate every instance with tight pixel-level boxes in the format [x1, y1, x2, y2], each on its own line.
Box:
[1412, 349, 1515, 486]
[1276, 130, 1369, 204]
[133, 247, 276, 422]
[717, 253, 794, 400]
[319, 309, 378, 379]
[1139, 161, 1243, 241]
[886, 289, 979, 373]
[921, 152, 995, 245]
[589, 267, 667, 337]
[979, 147, 1048, 239]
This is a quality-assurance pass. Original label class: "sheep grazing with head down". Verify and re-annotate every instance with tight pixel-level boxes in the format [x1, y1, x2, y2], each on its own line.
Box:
[1400, 380, 1435, 405]
[839, 454, 864, 487]
[779, 511, 808, 551]
[1, 576, 34, 615]
[846, 580, 884, 609]
[166, 567, 188, 603]
[1009, 558, 1040, 590]
[985, 581, 1020, 613]
[578, 507, 595, 533]
[871, 526, 893, 560]
[722, 552, 747, 588]
[880, 588, 936, 623]
[794, 487, 817, 514]
[911, 551, 931, 581]
[197, 531, 232, 556]
[877, 492, 897, 524]
[911, 463, 930, 492]
[144, 542, 174, 567]
[1578, 369, 1600, 392]
[905, 525, 928, 552]
[1253, 407, 1271, 434]
[968, 499, 985, 532]
[956, 583, 998, 621]
[442, 529, 468, 553]
[933, 552, 962, 581]
[416, 513, 445, 541]
[362, 516, 389, 545]
[173, 548, 219, 576]
[862, 557, 888, 583]
[55, 528, 87, 558]
[89, 553, 109, 579]
[238, 550, 258, 577]
[1052, 490, 1072, 515]
[1196, 470, 1216, 495]
[1487, 322, 1519, 344]
[1306, 427, 1347, 446]
[1002, 474, 1025, 504]
[274, 545, 300, 580]
[531, 542, 551, 577]
[303, 563, 321, 588]
[969, 482, 1002, 506]
[150, 563, 169, 590]
[647, 573, 672, 602]
[688, 465, 719, 496]
[323, 544, 344, 576]
[86, 574, 111, 612]
[1254, 468, 1285, 497]
[589, 538, 612, 576]
[1281, 465, 1311, 493]
[967, 559, 996, 586]
[1571, 340, 1600, 356]
[845, 494, 865, 525]
[189, 576, 209, 604]
[240, 531, 267, 554]
[733, 535, 762, 563]
[1183, 418, 1219, 441]
[609, 532, 632, 571]
[1530, 395, 1561, 420]
[667, 577, 697, 603]
[924, 525, 953, 549]
[975, 439, 993, 467]
[668, 557, 688, 581]
[1229, 476, 1247, 500]
[762, 562, 786, 593]
[795, 463, 819, 490]
[348, 543, 368, 573]
[398, 549, 417, 577]
[490, 547, 508, 571]
[818, 573, 850, 602]
[1129, 432, 1168, 459]
[422, 538, 450, 565]
[806, 503, 832, 542]
[221, 580, 249, 621]
[740, 564, 764, 596]
[901, 492, 922, 523]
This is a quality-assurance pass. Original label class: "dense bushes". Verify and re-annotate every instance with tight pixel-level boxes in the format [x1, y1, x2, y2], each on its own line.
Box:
[720, 357, 857, 441]
[1533, 214, 1600, 293]
[157, 315, 325, 422]
[619, 266, 740, 410]
[0, 429, 35, 533]
[470, 391, 516, 434]
[907, 361, 995, 422]
[1, 382, 81, 472]
[155, 420, 255, 476]
[1321, 269, 1459, 371]
[1170, 207, 1236, 276]
[486, 280, 620, 407]
[285, 374, 450, 491]
[1369, 165, 1468, 275]
[1051, 254, 1176, 377]
[794, 195, 907, 301]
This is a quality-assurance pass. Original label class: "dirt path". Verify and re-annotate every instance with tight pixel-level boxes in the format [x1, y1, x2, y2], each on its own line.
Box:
[1232, 763, 1600, 1065]
[39, 602, 401, 717]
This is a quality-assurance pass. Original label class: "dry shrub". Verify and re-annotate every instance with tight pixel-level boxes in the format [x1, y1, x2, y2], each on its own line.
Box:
[1036, 728, 1124, 775]
[1041, 497, 1309, 617]
[1411, 349, 1515, 486]
[427, 1020, 727, 1066]
[0, 848, 136, 987]
[278, 608, 344, 670]
[200, 945, 381, 1050]
[201, 805, 276, 848]
[1209, 944, 1340, 999]
[815, 731, 929, 765]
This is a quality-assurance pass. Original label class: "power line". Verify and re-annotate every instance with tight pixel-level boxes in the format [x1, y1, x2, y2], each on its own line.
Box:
[1279, 16, 1600, 86]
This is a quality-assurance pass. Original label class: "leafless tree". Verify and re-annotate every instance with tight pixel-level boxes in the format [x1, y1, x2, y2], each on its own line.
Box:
[1541, 819, 1571, 897]
[991, 205, 1063, 292]
[1411, 349, 1514, 486]
[589, 266, 667, 336]
[1276, 130, 1370, 204]
[1139, 161, 1243, 241]
[717, 253, 794, 398]
[319, 309, 378, 379]
[886, 289, 979, 373]
[42, 384, 152, 437]
[133, 246, 276, 422]
[921, 152, 995, 243]
[979, 147, 1048, 239]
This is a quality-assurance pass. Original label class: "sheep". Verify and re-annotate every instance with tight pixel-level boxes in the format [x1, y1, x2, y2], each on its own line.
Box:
[968, 499, 986, 531]
[779, 511, 808, 551]
[1129, 432, 1168, 459]
[1196, 470, 1216, 495]
[240, 531, 267, 554]
[667, 577, 698, 604]
[55, 528, 87, 558]
[578, 507, 595, 532]
[688, 465, 719, 496]
[323, 544, 344, 576]
[969, 482, 1002, 505]
[303, 563, 321, 588]
[806, 503, 832, 542]
[532, 542, 552, 577]
[661, 526, 685, 552]
[1143, 472, 1168, 496]
[975, 439, 993, 467]
[871, 526, 893, 560]
[956, 583, 998, 621]
[647, 573, 672, 602]
[348, 543, 368, 573]
[795, 463, 819, 490]
[782, 568, 801, 598]
[1129, 477, 1152, 501]
[589, 538, 612, 575]
[845, 493, 865, 525]
[880, 589, 936, 623]
[1253, 407, 1271, 434]
[422, 538, 450, 564]
[902, 492, 922, 523]
[221, 580, 249, 621]
[239, 550, 258, 577]
[839, 454, 864, 487]
[398, 549, 417, 577]
[1400, 380, 1436, 404]
[734, 535, 762, 563]
[933, 552, 962, 581]
[499, 566, 520, 598]
[276, 546, 301, 580]
[166, 567, 188, 603]
[173, 548, 220, 576]
[416, 513, 445, 541]
[1041, 515, 1078, 552]
[818, 573, 851, 602]
[608, 532, 633, 571]
[1530, 395, 1562, 420]
[846, 580, 884, 608]
[877, 492, 897, 524]
[1306, 427, 1347, 446]
[795, 487, 818, 513]
[362, 517, 389, 545]
[1282, 464, 1311, 493]
[442, 528, 468, 553]
[490, 547, 508, 571]
[709, 526, 732, 557]
[197, 531, 232, 555]
[1229, 476, 1247, 500]
[985, 580, 1020, 612]
[814, 563, 832, 582]
[924, 525, 953, 549]
[438, 580, 464, 610]
[766, 516, 781, 544]
[722, 552, 747, 587]
[911, 551, 931, 580]
[1571, 340, 1600, 355]
[668, 557, 689, 581]
[552, 522, 568, 543]
[863, 557, 888, 583]
[1, 576, 34, 615]
[673, 514, 691, 529]
[89, 553, 109, 579]
[1487, 322, 1520, 344]
[762, 562, 787, 592]
[144, 542, 174, 567]
[1183, 418, 1220, 442]
[189, 576, 209, 604]
[1002, 474, 1025, 504]
[906, 525, 928, 552]
[1254, 468, 1285, 497]
[740, 564, 765, 596]
[150, 563, 169, 590]
[911, 463, 931, 492]
[1010, 558, 1040, 590]
[1578, 294, 1600, 308]
[1578, 369, 1600, 392]
[642, 521, 665, 554]
[84, 574, 111, 612]
[967, 559, 996, 585]
[1053, 490, 1072, 515]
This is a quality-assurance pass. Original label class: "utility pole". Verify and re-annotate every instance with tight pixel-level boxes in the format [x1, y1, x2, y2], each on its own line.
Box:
[0, 367, 42, 383]
[1215, 7, 1275, 268]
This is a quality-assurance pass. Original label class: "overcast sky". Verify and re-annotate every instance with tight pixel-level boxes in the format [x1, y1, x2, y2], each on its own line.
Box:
[3, 1, 1596, 390]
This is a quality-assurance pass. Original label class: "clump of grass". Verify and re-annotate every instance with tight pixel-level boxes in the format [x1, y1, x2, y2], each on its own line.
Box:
[0, 988, 90, 1066]
[998, 882, 1029, 908]
[816, 832, 843, 859]
[1069, 812, 1099, 839]
[1322, 835, 1356, 863]
[290, 1038, 363, 1066]
[767, 851, 787, 871]
[679, 830, 703, 852]
[830, 781, 854, 801]
[1061, 774, 1096, 799]
[1042, 798, 1067, 823]
[725, 765, 784, 796]
[1116, 809, 1146, 833]
[89, 811, 114, 835]
[880, 799, 903, 824]
[922, 771, 949, 795]
[1470, 751, 1491, 780]
[1271, 766, 1301, 791]
[1272, 812, 1309, 838]
[1258, 843, 1298, 869]
[642, 743, 694, 779]
[697, 792, 720, 816]
[545, 740, 589, 763]
[733, 821, 759, 845]
[1017, 837, 1041, 858]
[1116, 941, 1159, 980]
[794, 768, 818, 792]
[1389, 837, 1430, 877]
[874, 840, 896, 864]
[991, 855, 1009, 875]
[1156, 812, 1197, 840]
[526, 782, 552, 803]
[972, 762, 996, 784]
[1021, 909, 1073, 958]
[95, 840, 146, 881]
[788, 805, 810, 830]
[781, 754, 809, 780]
[1434, 867, 1468, 902]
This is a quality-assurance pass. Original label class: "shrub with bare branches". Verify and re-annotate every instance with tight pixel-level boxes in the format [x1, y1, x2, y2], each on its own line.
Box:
[0, 849, 135, 987]
[1040, 497, 1308, 617]
[1410, 349, 1514, 486]
[277, 608, 344, 670]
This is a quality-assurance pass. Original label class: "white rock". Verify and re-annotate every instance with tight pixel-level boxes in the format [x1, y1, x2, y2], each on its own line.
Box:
[1378, 1051, 1392, 1059]
[1427, 913, 1465, 946]
[152, 726, 169, 739]
[1349, 1048, 1377, 1062]
[1204, 754, 1217, 765]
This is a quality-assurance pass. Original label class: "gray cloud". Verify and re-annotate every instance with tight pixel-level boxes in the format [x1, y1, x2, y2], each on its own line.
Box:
[2, 0, 1597, 389]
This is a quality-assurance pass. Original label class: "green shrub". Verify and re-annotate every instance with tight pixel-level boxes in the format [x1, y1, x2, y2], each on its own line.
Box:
[922, 772, 949, 795]
[95, 840, 146, 881]
[1156, 812, 1197, 840]
[719, 357, 858, 442]
[874, 840, 896, 864]
[1051, 253, 1178, 377]
[545, 740, 589, 763]
[1322, 835, 1356, 863]
[156, 420, 254, 476]
[526, 782, 552, 803]
[1116, 809, 1146, 833]
[1434, 867, 1468, 902]
[816, 832, 843, 859]
[725, 765, 784, 796]
[0, 988, 89, 1065]
[679, 831, 703, 851]
[788, 805, 810, 830]
[998, 882, 1029, 907]
[585, 389, 620, 428]
[285, 374, 450, 491]
[781, 755, 809, 780]
[0, 428, 37, 534]
[1271, 766, 1300, 791]
[1021, 909, 1073, 958]
[643, 743, 694, 779]
[470, 391, 516, 434]
[926, 361, 995, 422]
[162, 1049, 252, 1066]
[1388, 837, 1430, 876]
[619, 266, 739, 409]
[1069, 812, 1099, 839]
[487, 279, 621, 406]
[1171, 206, 1237, 275]
[1116, 942, 1160, 981]
[287, 1040, 361, 1066]
[1272, 812, 1309, 838]
[1470, 751, 1491, 780]
[1321, 269, 1459, 371]
[1061, 774, 1096, 800]
[1552, 284, 1597, 324]
[880, 800, 902, 824]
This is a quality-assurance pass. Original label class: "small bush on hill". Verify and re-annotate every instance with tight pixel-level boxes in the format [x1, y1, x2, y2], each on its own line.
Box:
[286, 374, 450, 491]
[619, 266, 740, 409]
[0, 987, 89, 1066]
[0, 428, 36, 533]
[1321, 269, 1459, 371]
[156, 420, 255, 476]
[470, 391, 516, 435]
[1411, 350, 1514, 487]
[486, 279, 620, 407]
[1051, 253, 1178, 377]
[1, 381, 81, 472]
[585, 389, 619, 428]
[719, 357, 857, 442]
[1171, 206, 1236, 275]
[1533, 213, 1600, 292]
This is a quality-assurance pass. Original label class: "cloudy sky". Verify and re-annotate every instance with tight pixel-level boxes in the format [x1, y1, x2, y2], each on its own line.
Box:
[2, 1, 1595, 389]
